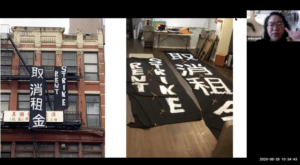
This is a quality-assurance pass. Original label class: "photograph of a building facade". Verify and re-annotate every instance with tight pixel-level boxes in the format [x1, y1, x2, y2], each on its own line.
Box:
[0, 19, 105, 158]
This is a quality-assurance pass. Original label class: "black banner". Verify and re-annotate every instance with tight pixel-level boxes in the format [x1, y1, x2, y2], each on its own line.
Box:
[29, 66, 46, 129]
[165, 52, 233, 139]
[54, 66, 69, 110]
[127, 57, 202, 128]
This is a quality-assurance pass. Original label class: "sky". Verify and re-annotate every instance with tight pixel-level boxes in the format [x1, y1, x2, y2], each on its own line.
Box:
[0, 18, 70, 34]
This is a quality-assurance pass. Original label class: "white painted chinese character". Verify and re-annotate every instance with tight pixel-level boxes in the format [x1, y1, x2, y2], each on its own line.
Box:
[30, 98, 36, 110]
[204, 78, 232, 95]
[30, 98, 43, 111]
[32, 114, 45, 127]
[181, 53, 198, 61]
[186, 77, 211, 96]
[167, 53, 183, 60]
[31, 67, 44, 79]
[186, 77, 232, 96]
[30, 83, 43, 96]
[213, 100, 233, 121]
[175, 64, 213, 76]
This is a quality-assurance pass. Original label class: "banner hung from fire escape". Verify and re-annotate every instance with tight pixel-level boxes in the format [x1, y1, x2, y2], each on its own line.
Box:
[29, 66, 46, 129]
[127, 57, 202, 128]
[54, 66, 69, 110]
[164, 52, 233, 138]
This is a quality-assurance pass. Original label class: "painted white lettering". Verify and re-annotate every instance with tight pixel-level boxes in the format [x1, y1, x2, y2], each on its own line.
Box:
[159, 85, 176, 95]
[132, 69, 144, 75]
[204, 78, 233, 95]
[62, 91, 66, 98]
[160, 76, 168, 84]
[130, 62, 142, 70]
[167, 53, 183, 60]
[131, 75, 146, 82]
[154, 69, 166, 75]
[181, 53, 198, 61]
[213, 100, 233, 115]
[166, 97, 185, 113]
[132, 82, 149, 92]
[186, 78, 210, 96]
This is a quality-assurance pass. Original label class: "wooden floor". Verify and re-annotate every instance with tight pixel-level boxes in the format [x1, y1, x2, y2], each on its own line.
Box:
[126, 38, 232, 158]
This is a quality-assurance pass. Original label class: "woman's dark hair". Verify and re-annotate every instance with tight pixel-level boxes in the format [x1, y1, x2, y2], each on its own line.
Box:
[263, 12, 290, 41]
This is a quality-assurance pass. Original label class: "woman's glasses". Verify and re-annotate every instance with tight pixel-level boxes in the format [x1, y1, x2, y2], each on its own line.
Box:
[267, 22, 284, 29]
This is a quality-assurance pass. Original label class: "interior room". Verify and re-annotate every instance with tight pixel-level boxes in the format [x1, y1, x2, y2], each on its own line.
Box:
[126, 18, 233, 157]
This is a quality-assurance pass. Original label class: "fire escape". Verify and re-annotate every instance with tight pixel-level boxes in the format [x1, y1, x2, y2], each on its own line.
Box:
[1, 28, 83, 130]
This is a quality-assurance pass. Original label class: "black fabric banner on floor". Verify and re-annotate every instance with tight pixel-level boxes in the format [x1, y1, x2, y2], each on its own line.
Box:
[54, 66, 69, 110]
[164, 52, 233, 138]
[127, 57, 202, 128]
[29, 66, 46, 129]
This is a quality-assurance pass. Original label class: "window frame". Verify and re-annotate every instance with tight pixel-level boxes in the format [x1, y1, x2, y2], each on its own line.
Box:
[45, 94, 54, 111]
[62, 51, 77, 77]
[18, 94, 30, 111]
[82, 143, 102, 158]
[1, 50, 13, 75]
[85, 95, 100, 127]
[19, 51, 34, 76]
[1, 93, 10, 111]
[36, 142, 55, 158]
[15, 142, 35, 158]
[59, 143, 79, 158]
[83, 52, 99, 81]
[64, 94, 78, 122]
[41, 51, 55, 78]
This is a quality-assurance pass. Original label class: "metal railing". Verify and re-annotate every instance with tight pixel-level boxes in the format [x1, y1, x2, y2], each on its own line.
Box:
[63, 111, 82, 123]
[44, 66, 81, 78]
[1, 66, 82, 80]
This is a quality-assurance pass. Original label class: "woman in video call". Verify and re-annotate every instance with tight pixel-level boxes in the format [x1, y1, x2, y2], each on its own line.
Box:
[257, 12, 300, 42]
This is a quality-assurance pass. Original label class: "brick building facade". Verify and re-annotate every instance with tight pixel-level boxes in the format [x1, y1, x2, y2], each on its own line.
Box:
[0, 26, 105, 158]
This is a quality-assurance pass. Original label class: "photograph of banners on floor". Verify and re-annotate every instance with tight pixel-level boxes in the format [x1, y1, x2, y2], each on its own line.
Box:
[165, 52, 233, 138]
[127, 57, 202, 128]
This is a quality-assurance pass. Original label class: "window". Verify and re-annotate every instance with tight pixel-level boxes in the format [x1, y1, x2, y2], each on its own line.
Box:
[86, 95, 100, 127]
[18, 94, 30, 111]
[64, 95, 78, 122]
[82, 143, 102, 158]
[1, 142, 11, 158]
[45, 94, 54, 111]
[19, 51, 34, 75]
[59, 143, 79, 158]
[44, 94, 78, 113]
[37, 142, 55, 158]
[63, 52, 77, 77]
[42, 52, 55, 77]
[16, 143, 34, 158]
[1, 51, 12, 75]
[1, 152, 11, 158]
[18, 94, 54, 111]
[1, 94, 10, 111]
[84, 52, 98, 81]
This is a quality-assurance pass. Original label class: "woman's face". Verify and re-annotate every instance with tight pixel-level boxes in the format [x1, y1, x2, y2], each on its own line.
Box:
[267, 15, 285, 41]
